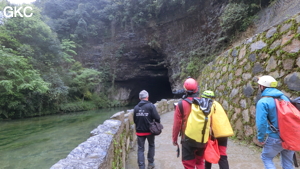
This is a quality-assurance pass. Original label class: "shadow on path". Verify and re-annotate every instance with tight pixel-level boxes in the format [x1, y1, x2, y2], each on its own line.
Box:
[125, 111, 281, 169]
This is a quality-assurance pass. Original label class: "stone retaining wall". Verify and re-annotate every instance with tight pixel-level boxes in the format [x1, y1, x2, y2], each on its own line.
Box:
[51, 99, 178, 169]
[197, 13, 300, 143]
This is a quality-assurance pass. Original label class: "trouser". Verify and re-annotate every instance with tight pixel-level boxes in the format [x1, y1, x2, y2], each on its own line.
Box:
[261, 137, 294, 169]
[137, 134, 155, 169]
[182, 139, 205, 169]
[205, 137, 229, 169]
[205, 155, 229, 169]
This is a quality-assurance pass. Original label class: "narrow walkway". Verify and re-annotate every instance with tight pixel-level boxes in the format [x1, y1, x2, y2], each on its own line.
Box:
[125, 111, 281, 169]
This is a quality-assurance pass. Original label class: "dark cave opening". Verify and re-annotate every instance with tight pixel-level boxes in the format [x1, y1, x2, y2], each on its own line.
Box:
[115, 45, 176, 106]
[120, 76, 174, 106]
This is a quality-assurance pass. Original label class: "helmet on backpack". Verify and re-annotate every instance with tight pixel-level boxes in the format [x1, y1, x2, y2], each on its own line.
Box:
[201, 90, 215, 98]
[257, 75, 278, 87]
[183, 78, 198, 93]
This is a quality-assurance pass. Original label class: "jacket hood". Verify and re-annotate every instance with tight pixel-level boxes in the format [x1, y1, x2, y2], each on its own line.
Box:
[261, 88, 284, 98]
[137, 100, 150, 107]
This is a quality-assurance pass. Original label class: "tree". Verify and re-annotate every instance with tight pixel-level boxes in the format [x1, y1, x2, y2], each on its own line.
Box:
[0, 47, 49, 118]
[68, 62, 102, 101]
[42, 68, 69, 111]
[74, 18, 88, 39]
[61, 39, 77, 63]
[2, 4, 62, 68]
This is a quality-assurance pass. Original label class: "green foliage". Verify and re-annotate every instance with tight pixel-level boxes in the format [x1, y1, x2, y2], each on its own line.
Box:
[0, 48, 49, 93]
[61, 39, 77, 63]
[59, 101, 97, 112]
[1, 0, 279, 119]
[0, 29, 22, 52]
[36, 0, 198, 44]
[220, 3, 249, 33]
[0, 0, 7, 9]
[2, 4, 62, 66]
[180, 47, 216, 79]
[0, 47, 50, 118]
[91, 93, 110, 108]
[42, 68, 69, 102]
[220, 0, 274, 34]
[68, 62, 103, 101]
[74, 18, 88, 39]
[183, 57, 202, 79]
[72, 69, 102, 92]
[0, 2, 124, 118]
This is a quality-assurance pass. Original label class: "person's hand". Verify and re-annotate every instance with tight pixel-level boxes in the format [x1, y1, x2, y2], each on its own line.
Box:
[253, 138, 264, 147]
[257, 141, 265, 146]
[173, 141, 178, 146]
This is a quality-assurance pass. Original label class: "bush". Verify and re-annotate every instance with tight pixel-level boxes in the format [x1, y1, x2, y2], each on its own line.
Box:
[91, 93, 110, 108]
[59, 101, 97, 113]
[220, 3, 249, 33]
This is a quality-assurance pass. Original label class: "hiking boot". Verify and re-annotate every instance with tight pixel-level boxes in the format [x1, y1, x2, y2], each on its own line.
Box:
[148, 163, 155, 169]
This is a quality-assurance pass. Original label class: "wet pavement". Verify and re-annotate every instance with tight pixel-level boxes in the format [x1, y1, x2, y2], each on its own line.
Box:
[125, 111, 281, 169]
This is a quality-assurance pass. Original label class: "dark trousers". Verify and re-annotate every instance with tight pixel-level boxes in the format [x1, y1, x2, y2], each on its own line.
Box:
[181, 139, 205, 169]
[205, 155, 229, 169]
[205, 137, 229, 169]
[137, 134, 155, 169]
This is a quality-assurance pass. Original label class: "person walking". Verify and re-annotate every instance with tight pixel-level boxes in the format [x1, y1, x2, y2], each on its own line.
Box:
[255, 75, 294, 169]
[172, 77, 205, 169]
[134, 90, 161, 169]
[201, 90, 232, 169]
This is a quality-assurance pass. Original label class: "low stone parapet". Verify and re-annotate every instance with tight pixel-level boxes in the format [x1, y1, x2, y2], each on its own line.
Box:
[51, 99, 179, 169]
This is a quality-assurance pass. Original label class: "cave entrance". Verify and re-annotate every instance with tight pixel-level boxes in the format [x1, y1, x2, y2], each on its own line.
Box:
[125, 76, 174, 105]
[115, 45, 175, 106]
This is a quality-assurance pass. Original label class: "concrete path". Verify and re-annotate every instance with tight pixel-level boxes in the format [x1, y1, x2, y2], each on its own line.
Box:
[125, 111, 281, 169]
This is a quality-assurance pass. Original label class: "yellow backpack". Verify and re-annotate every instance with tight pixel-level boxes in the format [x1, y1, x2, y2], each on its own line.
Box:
[211, 101, 234, 138]
[183, 98, 213, 143]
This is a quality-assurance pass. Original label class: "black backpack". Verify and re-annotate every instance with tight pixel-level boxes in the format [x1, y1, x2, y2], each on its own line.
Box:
[291, 97, 300, 111]
[290, 97, 300, 168]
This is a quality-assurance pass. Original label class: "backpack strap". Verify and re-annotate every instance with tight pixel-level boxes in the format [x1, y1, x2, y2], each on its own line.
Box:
[261, 96, 284, 143]
[177, 98, 193, 137]
[178, 98, 193, 115]
[261, 96, 279, 133]
[209, 102, 217, 138]
[178, 97, 213, 143]
[178, 100, 184, 116]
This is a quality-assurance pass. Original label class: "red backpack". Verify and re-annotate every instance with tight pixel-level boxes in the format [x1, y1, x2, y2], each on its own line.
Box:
[273, 98, 300, 151]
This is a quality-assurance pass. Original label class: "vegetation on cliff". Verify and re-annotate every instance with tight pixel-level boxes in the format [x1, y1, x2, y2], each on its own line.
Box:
[0, 0, 276, 119]
[0, 2, 111, 119]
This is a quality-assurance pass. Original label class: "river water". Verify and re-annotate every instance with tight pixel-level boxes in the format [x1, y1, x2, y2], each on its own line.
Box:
[0, 107, 130, 169]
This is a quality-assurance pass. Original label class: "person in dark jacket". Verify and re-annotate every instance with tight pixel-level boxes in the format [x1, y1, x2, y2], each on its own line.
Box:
[134, 90, 160, 169]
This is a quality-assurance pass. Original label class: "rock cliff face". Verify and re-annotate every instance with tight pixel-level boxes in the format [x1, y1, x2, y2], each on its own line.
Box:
[198, 13, 300, 143]
[78, 0, 300, 105]
[78, 0, 228, 104]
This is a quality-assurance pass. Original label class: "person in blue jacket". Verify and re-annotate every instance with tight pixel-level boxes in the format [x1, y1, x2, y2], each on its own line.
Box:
[255, 75, 294, 169]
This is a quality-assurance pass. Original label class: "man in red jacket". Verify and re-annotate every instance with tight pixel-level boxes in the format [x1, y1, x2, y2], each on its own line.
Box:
[172, 78, 205, 169]
[134, 90, 161, 169]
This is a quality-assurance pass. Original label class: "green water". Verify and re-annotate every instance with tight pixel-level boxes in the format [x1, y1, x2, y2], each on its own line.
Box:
[0, 107, 130, 169]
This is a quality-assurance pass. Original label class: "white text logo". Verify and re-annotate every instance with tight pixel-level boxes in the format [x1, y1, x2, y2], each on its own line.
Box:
[3, 6, 33, 17]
